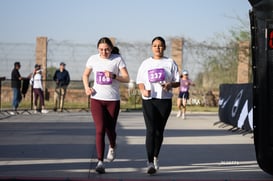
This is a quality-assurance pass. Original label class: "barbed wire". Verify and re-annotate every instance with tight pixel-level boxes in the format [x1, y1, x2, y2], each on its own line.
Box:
[0, 38, 237, 81]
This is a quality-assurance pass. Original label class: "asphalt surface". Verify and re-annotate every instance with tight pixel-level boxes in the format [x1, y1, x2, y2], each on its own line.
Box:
[0, 110, 272, 181]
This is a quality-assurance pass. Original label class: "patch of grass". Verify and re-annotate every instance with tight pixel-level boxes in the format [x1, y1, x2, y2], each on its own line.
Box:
[2, 100, 218, 112]
[183, 105, 218, 112]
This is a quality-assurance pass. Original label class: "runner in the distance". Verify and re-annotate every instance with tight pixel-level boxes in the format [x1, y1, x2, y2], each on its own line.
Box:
[176, 70, 195, 119]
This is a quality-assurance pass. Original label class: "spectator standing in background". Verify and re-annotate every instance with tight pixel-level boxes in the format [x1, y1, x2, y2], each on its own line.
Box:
[10, 62, 22, 114]
[53, 62, 70, 112]
[30, 64, 49, 114]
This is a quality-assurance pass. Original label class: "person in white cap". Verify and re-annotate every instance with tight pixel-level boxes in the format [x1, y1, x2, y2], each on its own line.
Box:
[176, 70, 195, 119]
[30, 64, 48, 114]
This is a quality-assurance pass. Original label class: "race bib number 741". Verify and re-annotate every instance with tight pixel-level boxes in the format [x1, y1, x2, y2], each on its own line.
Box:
[148, 68, 165, 83]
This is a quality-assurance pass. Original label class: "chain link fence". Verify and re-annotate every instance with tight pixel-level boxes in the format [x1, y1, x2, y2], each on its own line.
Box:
[0, 38, 233, 112]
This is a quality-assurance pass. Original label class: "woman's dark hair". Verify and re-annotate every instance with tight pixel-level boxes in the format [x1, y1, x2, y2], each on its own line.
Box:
[97, 37, 114, 49]
[111, 46, 120, 55]
[151, 36, 166, 50]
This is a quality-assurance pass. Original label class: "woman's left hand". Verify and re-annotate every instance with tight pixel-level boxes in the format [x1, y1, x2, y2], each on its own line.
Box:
[161, 82, 172, 91]
[104, 71, 110, 78]
[104, 71, 113, 78]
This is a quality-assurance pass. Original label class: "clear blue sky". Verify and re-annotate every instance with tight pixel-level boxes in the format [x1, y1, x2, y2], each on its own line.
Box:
[0, 0, 251, 43]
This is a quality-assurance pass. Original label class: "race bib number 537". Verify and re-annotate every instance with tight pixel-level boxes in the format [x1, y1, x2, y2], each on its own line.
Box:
[148, 68, 165, 83]
[96, 72, 112, 85]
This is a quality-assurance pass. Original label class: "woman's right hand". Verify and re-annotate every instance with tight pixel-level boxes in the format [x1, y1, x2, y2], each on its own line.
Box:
[85, 87, 95, 96]
[142, 89, 151, 97]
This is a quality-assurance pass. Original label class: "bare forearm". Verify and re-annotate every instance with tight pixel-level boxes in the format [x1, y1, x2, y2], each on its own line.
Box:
[82, 75, 89, 89]
[171, 82, 180, 88]
[116, 74, 129, 83]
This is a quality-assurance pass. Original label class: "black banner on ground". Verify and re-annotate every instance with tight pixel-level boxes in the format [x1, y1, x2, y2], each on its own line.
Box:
[218, 83, 253, 131]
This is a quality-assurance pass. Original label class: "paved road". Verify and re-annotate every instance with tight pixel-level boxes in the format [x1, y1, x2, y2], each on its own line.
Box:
[0, 110, 272, 180]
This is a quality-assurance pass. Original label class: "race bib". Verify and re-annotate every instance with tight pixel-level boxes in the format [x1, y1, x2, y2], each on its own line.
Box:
[180, 80, 189, 92]
[181, 87, 188, 92]
[96, 72, 112, 85]
[148, 68, 165, 83]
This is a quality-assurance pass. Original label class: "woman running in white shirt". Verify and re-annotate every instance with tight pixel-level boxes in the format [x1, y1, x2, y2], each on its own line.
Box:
[82, 37, 130, 174]
[136, 36, 180, 175]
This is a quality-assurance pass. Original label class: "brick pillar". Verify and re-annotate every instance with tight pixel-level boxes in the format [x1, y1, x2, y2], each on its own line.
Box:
[110, 37, 116, 46]
[171, 38, 183, 98]
[171, 38, 183, 74]
[36, 37, 47, 88]
[237, 41, 250, 83]
[36, 37, 47, 79]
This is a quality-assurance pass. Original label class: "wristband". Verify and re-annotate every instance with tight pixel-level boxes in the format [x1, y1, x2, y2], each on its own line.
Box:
[112, 74, 117, 79]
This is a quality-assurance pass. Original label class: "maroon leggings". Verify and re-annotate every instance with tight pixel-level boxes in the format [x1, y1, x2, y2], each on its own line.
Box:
[90, 98, 120, 161]
[33, 88, 45, 107]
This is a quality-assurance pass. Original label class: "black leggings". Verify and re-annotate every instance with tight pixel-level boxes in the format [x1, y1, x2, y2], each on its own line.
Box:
[142, 98, 172, 162]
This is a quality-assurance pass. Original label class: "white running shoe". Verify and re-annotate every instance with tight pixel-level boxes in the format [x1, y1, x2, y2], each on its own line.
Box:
[107, 146, 116, 162]
[154, 157, 159, 170]
[95, 161, 105, 174]
[182, 113, 186, 120]
[176, 111, 182, 117]
[41, 109, 49, 114]
[147, 162, 156, 174]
